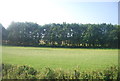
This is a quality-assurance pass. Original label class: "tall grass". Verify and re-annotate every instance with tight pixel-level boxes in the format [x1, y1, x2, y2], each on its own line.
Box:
[2, 64, 119, 80]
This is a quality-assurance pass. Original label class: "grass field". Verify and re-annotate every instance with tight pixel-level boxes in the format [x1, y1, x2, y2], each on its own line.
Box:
[2, 46, 118, 71]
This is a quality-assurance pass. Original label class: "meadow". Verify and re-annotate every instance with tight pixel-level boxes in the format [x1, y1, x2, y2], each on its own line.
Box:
[2, 46, 118, 71]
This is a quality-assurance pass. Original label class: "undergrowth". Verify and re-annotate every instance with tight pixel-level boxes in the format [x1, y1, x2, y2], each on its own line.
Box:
[2, 64, 119, 80]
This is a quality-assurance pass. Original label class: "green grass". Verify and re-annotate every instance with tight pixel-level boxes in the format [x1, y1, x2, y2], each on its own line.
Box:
[2, 46, 118, 71]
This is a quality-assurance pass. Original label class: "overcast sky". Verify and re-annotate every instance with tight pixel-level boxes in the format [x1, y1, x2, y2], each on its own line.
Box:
[0, 0, 119, 28]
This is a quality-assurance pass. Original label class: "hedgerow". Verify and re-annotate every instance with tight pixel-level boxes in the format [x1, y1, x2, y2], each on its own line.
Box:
[2, 64, 119, 80]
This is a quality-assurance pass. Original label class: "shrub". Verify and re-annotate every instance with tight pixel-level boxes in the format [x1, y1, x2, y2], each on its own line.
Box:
[2, 64, 38, 79]
[2, 64, 118, 80]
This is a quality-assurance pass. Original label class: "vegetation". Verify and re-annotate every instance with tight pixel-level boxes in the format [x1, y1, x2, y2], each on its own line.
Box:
[1, 22, 120, 48]
[3, 46, 118, 71]
[2, 64, 119, 80]
[1, 22, 119, 80]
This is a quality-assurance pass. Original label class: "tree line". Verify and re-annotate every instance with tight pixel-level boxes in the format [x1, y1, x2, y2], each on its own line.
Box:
[0, 22, 120, 48]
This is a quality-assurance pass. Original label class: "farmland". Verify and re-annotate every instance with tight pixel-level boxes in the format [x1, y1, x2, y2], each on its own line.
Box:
[2, 46, 118, 71]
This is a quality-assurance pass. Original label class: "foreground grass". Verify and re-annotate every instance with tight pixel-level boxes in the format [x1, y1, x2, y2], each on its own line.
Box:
[2, 64, 118, 80]
[2, 46, 118, 71]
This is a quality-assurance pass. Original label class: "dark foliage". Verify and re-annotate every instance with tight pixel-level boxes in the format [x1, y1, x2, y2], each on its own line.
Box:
[1, 22, 119, 48]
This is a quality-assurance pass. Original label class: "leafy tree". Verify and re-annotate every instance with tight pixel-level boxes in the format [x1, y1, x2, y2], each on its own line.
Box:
[3, 22, 119, 48]
[0, 23, 8, 44]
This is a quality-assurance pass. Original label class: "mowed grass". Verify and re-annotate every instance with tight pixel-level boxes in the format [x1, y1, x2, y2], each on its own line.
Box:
[2, 46, 118, 71]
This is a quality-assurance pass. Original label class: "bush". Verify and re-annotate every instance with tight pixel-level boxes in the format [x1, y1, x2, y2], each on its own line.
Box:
[2, 64, 118, 80]
[2, 64, 38, 79]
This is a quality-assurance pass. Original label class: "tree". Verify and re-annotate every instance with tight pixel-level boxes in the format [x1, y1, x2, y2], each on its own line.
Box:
[4, 22, 119, 48]
[0, 23, 8, 44]
[7, 22, 40, 46]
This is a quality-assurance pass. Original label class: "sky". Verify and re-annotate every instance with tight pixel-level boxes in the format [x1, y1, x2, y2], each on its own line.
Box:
[0, 0, 119, 28]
